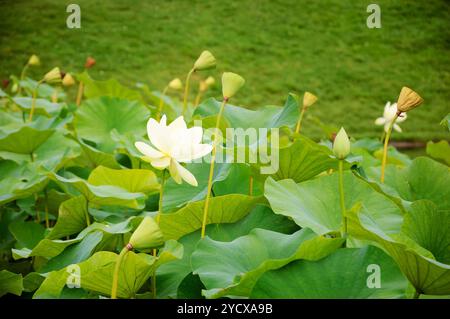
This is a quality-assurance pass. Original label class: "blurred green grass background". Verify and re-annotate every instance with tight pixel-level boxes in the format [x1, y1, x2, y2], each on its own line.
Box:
[0, 0, 449, 140]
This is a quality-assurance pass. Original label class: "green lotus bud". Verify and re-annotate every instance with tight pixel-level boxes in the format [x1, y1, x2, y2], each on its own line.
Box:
[222, 72, 245, 100]
[168, 78, 183, 90]
[28, 54, 40, 66]
[129, 216, 164, 250]
[62, 73, 75, 87]
[43, 67, 62, 84]
[193, 50, 216, 71]
[205, 76, 215, 87]
[333, 127, 350, 160]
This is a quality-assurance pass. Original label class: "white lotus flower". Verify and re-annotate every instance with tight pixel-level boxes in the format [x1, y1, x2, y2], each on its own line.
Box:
[135, 115, 212, 186]
[375, 102, 407, 133]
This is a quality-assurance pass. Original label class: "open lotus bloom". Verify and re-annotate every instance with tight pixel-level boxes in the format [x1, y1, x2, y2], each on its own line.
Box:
[375, 102, 407, 133]
[135, 115, 212, 186]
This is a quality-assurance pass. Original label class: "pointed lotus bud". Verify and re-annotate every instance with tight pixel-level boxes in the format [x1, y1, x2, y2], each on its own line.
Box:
[397, 87, 423, 112]
[168, 78, 183, 90]
[43, 67, 62, 84]
[28, 54, 40, 66]
[222, 72, 245, 100]
[62, 73, 75, 87]
[85, 56, 96, 69]
[193, 50, 216, 71]
[303, 92, 318, 108]
[205, 76, 215, 87]
[333, 127, 350, 160]
[129, 217, 164, 250]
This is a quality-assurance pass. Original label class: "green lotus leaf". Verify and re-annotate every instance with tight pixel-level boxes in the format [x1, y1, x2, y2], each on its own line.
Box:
[34, 240, 182, 299]
[162, 162, 231, 212]
[194, 94, 299, 129]
[251, 246, 408, 298]
[87, 165, 159, 194]
[78, 71, 143, 102]
[426, 140, 450, 166]
[49, 173, 146, 209]
[159, 194, 264, 240]
[47, 196, 90, 240]
[264, 171, 403, 236]
[192, 228, 344, 298]
[68, 137, 121, 169]
[347, 201, 450, 295]
[0, 270, 23, 297]
[9, 220, 46, 249]
[74, 96, 150, 152]
[156, 205, 298, 298]
[19, 78, 66, 100]
[0, 125, 54, 155]
[213, 163, 263, 196]
[13, 97, 65, 117]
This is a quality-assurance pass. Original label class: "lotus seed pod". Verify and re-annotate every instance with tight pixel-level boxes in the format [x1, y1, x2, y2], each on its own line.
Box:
[43, 67, 62, 84]
[205, 76, 215, 87]
[129, 217, 164, 250]
[168, 78, 183, 90]
[85, 56, 96, 69]
[222, 72, 245, 100]
[303, 92, 318, 108]
[333, 127, 350, 160]
[193, 51, 216, 71]
[62, 73, 75, 87]
[28, 54, 40, 66]
[397, 87, 423, 112]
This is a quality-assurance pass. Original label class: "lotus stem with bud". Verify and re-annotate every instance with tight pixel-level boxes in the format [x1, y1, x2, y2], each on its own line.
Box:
[157, 78, 182, 120]
[111, 217, 163, 299]
[18, 55, 40, 95]
[76, 57, 96, 106]
[201, 72, 245, 238]
[333, 127, 350, 237]
[182, 51, 216, 117]
[295, 92, 317, 134]
[380, 87, 423, 183]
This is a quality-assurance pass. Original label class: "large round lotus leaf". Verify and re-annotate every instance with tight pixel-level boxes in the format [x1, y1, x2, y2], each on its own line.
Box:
[251, 246, 408, 298]
[0, 125, 54, 154]
[74, 97, 150, 152]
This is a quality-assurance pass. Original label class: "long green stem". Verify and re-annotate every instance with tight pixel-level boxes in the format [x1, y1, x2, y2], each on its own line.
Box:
[380, 113, 400, 183]
[44, 189, 50, 228]
[111, 246, 130, 299]
[201, 99, 227, 238]
[182, 68, 194, 117]
[295, 107, 306, 134]
[338, 160, 347, 236]
[249, 175, 254, 196]
[151, 170, 167, 299]
[157, 86, 169, 121]
[17, 63, 29, 95]
[28, 80, 42, 122]
[76, 81, 84, 106]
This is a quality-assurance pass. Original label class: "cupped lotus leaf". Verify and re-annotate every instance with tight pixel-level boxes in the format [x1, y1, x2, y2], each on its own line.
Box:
[49, 173, 147, 209]
[162, 162, 231, 212]
[68, 137, 121, 169]
[426, 140, 450, 166]
[347, 202, 450, 295]
[159, 194, 264, 240]
[13, 97, 65, 117]
[192, 228, 344, 298]
[77, 71, 143, 102]
[0, 125, 54, 154]
[87, 165, 159, 194]
[386, 157, 450, 210]
[34, 240, 182, 299]
[253, 135, 337, 183]
[156, 205, 298, 298]
[194, 94, 299, 130]
[251, 246, 408, 298]
[75, 97, 150, 152]
[47, 196, 89, 240]
[0, 160, 48, 205]
[264, 171, 403, 236]
[0, 270, 23, 297]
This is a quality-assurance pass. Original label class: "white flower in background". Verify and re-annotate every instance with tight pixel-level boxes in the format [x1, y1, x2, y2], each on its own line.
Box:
[135, 115, 212, 186]
[375, 102, 407, 132]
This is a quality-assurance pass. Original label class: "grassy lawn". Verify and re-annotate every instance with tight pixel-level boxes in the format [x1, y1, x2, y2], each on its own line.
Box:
[0, 0, 449, 140]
